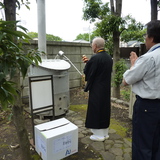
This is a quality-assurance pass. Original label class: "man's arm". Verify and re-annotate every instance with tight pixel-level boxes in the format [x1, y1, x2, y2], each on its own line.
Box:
[122, 51, 138, 86]
[122, 79, 128, 86]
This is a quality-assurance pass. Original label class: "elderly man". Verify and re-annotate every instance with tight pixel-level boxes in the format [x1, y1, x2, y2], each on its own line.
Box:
[123, 20, 160, 160]
[82, 37, 113, 141]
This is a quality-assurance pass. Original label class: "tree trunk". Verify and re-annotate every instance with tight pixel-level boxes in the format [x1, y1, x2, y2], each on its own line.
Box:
[4, 0, 32, 159]
[4, 0, 16, 21]
[110, 0, 114, 13]
[112, 31, 121, 98]
[151, 0, 157, 20]
[12, 106, 31, 159]
[116, 0, 122, 16]
[112, 85, 120, 98]
[110, 0, 122, 99]
[11, 70, 32, 160]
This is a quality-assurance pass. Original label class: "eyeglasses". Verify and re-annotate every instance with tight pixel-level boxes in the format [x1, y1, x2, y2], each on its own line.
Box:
[143, 33, 147, 39]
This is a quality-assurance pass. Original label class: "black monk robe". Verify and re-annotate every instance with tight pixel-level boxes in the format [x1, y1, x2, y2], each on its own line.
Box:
[84, 50, 113, 129]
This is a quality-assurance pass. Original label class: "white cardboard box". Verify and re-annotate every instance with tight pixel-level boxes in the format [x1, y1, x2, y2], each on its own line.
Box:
[34, 118, 78, 160]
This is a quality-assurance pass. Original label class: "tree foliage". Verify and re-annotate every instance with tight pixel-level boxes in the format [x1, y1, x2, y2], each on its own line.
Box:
[0, 20, 41, 109]
[1, 1, 42, 160]
[120, 16, 146, 43]
[16, 0, 30, 10]
[27, 32, 38, 39]
[83, 0, 145, 98]
[94, 14, 145, 43]
[0, 0, 30, 10]
[28, 32, 63, 41]
[83, 0, 104, 22]
[83, 1, 110, 22]
[83, 0, 145, 47]
[113, 59, 127, 87]
[46, 33, 62, 41]
[75, 33, 90, 41]
[75, 33, 96, 42]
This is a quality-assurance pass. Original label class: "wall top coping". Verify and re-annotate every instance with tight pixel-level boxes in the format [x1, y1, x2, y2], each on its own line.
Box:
[24, 40, 90, 47]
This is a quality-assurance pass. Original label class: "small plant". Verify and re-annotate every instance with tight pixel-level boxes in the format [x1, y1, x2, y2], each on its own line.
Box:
[113, 59, 128, 87]
[120, 87, 130, 102]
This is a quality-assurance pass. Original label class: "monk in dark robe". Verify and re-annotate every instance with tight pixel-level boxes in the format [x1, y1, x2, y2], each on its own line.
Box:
[82, 37, 113, 141]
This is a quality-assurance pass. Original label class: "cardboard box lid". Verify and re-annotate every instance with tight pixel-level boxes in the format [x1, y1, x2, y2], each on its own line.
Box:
[35, 118, 69, 130]
[35, 118, 78, 138]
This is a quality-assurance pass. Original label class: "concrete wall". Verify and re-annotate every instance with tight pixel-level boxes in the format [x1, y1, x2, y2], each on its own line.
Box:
[46, 41, 93, 88]
[22, 40, 144, 101]
[21, 40, 93, 99]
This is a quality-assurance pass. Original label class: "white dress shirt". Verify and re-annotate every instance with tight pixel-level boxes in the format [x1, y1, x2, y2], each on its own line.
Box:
[123, 43, 160, 99]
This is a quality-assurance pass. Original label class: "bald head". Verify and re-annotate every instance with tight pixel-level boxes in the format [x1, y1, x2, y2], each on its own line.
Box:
[91, 37, 105, 53]
[92, 37, 105, 48]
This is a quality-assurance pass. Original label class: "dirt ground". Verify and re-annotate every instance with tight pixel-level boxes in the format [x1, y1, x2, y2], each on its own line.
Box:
[0, 88, 132, 160]
[70, 88, 132, 138]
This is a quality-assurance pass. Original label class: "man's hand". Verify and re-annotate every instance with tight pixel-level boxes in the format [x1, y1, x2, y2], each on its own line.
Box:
[122, 51, 138, 86]
[82, 55, 88, 63]
[130, 51, 138, 69]
[122, 79, 128, 86]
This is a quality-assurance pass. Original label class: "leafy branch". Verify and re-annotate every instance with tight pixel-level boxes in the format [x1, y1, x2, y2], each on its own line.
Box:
[0, 20, 42, 109]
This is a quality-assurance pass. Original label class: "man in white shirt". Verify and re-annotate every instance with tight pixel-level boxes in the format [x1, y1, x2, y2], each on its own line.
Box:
[123, 20, 160, 160]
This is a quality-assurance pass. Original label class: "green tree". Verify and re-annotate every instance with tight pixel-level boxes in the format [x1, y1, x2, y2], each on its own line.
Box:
[0, 21, 41, 107]
[93, 15, 145, 55]
[117, 15, 145, 43]
[28, 32, 63, 41]
[46, 33, 62, 41]
[1, 1, 41, 159]
[27, 31, 38, 39]
[83, 0, 144, 98]
[110, 0, 122, 98]
[83, 0, 122, 98]
[75, 32, 98, 42]
[75, 33, 90, 41]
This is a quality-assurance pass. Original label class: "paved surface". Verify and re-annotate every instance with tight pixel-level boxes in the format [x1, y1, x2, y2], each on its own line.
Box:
[65, 110, 132, 160]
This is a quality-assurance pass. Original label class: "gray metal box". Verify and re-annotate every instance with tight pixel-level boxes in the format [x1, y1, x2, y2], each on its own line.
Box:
[28, 59, 71, 116]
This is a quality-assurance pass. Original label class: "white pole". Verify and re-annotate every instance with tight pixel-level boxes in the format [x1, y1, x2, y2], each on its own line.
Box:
[89, 25, 91, 42]
[37, 0, 47, 59]
[63, 55, 83, 76]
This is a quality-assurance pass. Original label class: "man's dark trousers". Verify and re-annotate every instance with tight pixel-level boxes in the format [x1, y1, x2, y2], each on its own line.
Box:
[132, 96, 160, 160]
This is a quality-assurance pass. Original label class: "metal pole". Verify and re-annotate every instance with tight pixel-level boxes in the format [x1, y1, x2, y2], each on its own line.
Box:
[37, 0, 47, 59]
[63, 55, 83, 76]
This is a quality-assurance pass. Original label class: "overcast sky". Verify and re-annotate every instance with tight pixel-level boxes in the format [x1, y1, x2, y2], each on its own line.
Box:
[16, 0, 152, 41]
